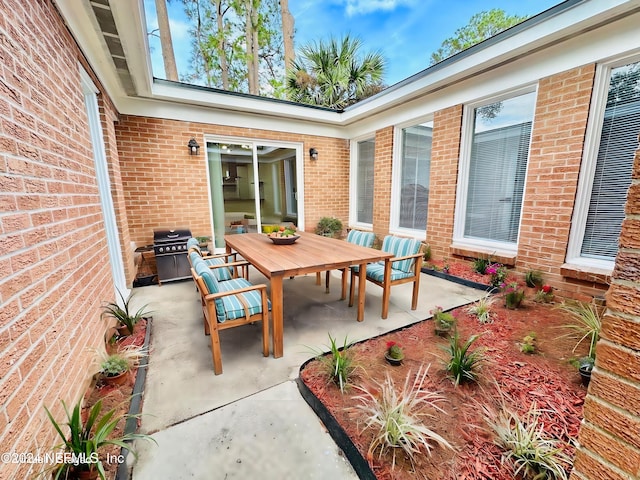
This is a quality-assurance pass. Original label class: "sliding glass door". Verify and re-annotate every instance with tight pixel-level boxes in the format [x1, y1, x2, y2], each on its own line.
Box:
[206, 141, 301, 249]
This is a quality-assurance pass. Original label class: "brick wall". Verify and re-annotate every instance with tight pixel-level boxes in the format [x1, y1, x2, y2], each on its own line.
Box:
[115, 116, 350, 245]
[571, 135, 640, 479]
[426, 105, 463, 259]
[519, 65, 602, 300]
[372, 126, 393, 237]
[0, 1, 120, 477]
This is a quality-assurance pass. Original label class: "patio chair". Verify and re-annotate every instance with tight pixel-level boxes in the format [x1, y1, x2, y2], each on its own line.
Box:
[349, 235, 423, 319]
[188, 246, 249, 281]
[316, 230, 376, 299]
[192, 262, 270, 375]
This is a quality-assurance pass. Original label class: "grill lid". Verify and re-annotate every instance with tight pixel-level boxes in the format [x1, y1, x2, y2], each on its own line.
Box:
[153, 228, 192, 244]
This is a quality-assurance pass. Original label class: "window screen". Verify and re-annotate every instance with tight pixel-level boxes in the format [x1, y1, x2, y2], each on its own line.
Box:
[356, 139, 375, 224]
[581, 62, 640, 260]
[464, 92, 535, 244]
[398, 123, 432, 230]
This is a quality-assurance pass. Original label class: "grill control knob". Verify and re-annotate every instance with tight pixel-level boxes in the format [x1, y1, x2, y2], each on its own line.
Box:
[171, 246, 177, 251]
[158, 247, 164, 253]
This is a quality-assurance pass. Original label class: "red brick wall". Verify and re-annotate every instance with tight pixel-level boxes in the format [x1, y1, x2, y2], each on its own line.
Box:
[572, 135, 640, 479]
[519, 65, 601, 300]
[372, 126, 393, 237]
[426, 105, 463, 259]
[115, 116, 350, 245]
[0, 1, 119, 477]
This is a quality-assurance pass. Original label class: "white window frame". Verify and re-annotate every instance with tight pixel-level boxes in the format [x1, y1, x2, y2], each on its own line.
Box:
[566, 53, 640, 271]
[349, 133, 376, 229]
[389, 116, 434, 240]
[453, 85, 537, 254]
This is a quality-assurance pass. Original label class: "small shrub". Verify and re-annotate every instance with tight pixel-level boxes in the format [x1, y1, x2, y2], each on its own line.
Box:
[431, 306, 456, 329]
[466, 294, 496, 324]
[534, 285, 554, 303]
[352, 365, 453, 468]
[386, 341, 404, 360]
[558, 301, 602, 359]
[422, 244, 432, 261]
[444, 330, 485, 385]
[520, 332, 537, 354]
[310, 334, 357, 393]
[315, 217, 343, 237]
[524, 269, 544, 288]
[472, 258, 490, 275]
[485, 402, 571, 480]
[486, 263, 508, 288]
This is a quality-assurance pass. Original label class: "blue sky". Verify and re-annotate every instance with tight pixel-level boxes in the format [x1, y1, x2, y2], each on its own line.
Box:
[145, 0, 562, 87]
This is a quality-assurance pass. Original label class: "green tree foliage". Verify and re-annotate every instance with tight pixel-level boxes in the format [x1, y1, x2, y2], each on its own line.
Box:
[286, 34, 385, 109]
[607, 62, 640, 107]
[429, 9, 528, 65]
[181, 0, 286, 97]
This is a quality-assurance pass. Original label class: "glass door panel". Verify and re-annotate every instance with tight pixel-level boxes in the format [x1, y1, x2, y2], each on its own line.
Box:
[256, 146, 298, 229]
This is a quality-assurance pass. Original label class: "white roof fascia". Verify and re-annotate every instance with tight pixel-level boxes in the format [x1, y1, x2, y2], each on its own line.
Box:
[117, 96, 347, 139]
[149, 81, 342, 125]
[340, 0, 640, 126]
[343, 7, 640, 138]
[54, 0, 126, 100]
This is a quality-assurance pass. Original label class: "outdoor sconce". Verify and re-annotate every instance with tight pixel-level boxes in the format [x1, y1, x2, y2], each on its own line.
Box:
[309, 148, 318, 161]
[188, 138, 200, 155]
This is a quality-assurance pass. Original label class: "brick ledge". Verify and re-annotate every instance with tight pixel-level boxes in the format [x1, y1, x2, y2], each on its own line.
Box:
[449, 243, 516, 266]
[561, 263, 612, 285]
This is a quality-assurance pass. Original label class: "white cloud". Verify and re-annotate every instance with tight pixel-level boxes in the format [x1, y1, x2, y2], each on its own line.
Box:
[343, 0, 416, 16]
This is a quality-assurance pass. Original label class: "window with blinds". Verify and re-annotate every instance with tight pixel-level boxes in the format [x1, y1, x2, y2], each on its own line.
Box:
[398, 123, 432, 230]
[356, 138, 375, 224]
[581, 61, 640, 260]
[463, 92, 536, 244]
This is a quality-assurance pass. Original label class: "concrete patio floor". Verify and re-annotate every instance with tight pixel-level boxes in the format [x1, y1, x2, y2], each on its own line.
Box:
[128, 268, 484, 479]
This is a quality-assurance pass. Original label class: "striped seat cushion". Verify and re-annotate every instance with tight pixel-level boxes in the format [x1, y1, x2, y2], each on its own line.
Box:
[381, 236, 422, 273]
[190, 250, 232, 281]
[354, 263, 414, 282]
[216, 278, 269, 322]
[346, 230, 376, 248]
[187, 238, 200, 249]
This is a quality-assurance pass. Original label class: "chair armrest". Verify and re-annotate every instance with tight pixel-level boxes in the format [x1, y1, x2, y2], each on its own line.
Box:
[207, 260, 249, 270]
[204, 283, 268, 300]
[203, 252, 238, 261]
[388, 252, 424, 263]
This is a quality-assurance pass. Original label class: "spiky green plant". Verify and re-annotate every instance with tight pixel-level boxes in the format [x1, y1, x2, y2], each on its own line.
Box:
[44, 399, 155, 479]
[444, 330, 485, 385]
[309, 334, 357, 393]
[353, 365, 453, 469]
[558, 301, 602, 359]
[466, 294, 496, 324]
[485, 402, 572, 480]
[472, 257, 491, 275]
[524, 269, 544, 288]
[102, 288, 151, 335]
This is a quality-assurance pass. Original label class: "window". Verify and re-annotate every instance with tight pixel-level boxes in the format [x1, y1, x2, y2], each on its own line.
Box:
[393, 122, 432, 232]
[569, 60, 640, 267]
[355, 138, 375, 225]
[456, 90, 536, 249]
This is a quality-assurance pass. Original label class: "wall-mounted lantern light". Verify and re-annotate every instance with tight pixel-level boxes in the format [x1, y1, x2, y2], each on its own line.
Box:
[309, 148, 318, 161]
[188, 138, 200, 155]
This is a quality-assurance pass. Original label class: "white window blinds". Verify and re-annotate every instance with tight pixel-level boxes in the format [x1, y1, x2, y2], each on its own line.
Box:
[464, 92, 535, 244]
[581, 62, 640, 260]
[356, 139, 375, 224]
[398, 123, 432, 230]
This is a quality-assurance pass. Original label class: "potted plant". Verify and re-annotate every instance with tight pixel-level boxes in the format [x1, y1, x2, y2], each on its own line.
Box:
[578, 356, 595, 386]
[315, 217, 343, 238]
[432, 306, 456, 337]
[534, 284, 554, 303]
[102, 289, 150, 336]
[44, 398, 155, 480]
[384, 341, 404, 366]
[96, 345, 146, 386]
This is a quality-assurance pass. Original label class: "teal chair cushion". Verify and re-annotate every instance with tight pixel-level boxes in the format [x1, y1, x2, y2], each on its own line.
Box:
[187, 238, 200, 248]
[381, 236, 421, 273]
[216, 278, 270, 323]
[363, 262, 415, 282]
[190, 250, 232, 281]
[346, 230, 376, 248]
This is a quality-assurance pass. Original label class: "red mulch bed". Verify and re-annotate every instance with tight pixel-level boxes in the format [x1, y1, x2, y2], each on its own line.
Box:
[300, 297, 587, 479]
[82, 319, 148, 479]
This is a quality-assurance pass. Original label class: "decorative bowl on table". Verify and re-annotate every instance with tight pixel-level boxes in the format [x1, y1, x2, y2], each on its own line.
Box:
[266, 227, 299, 244]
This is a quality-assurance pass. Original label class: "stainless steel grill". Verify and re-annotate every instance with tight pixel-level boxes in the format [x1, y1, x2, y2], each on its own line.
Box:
[153, 228, 192, 284]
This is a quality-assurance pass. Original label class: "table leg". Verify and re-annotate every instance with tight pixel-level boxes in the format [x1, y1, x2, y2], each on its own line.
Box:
[271, 274, 284, 358]
[357, 262, 366, 322]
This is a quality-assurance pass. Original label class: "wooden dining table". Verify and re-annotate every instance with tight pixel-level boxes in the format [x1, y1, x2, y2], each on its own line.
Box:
[224, 231, 393, 358]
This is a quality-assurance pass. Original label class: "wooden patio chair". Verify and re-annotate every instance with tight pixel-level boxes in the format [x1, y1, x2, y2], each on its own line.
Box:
[349, 235, 423, 319]
[316, 230, 377, 299]
[188, 246, 249, 281]
[191, 261, 270, 375]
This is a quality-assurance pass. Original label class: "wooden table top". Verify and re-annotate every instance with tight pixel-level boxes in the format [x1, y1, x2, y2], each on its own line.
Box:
[224, 231, 393, 278]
